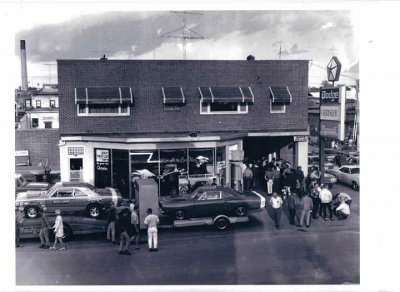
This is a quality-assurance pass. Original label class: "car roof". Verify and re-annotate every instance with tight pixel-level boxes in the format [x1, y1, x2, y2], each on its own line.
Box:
[53, 182, 95, 188]
[340, 165, 359, 168]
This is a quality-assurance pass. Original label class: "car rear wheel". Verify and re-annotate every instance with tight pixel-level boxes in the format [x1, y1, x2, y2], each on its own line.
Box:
[25, 206, 40, 219]
[174, 210, 185, 220]
[86, 204, 102, 219]
[214, 217, 230, 231]
[234, 206, 247, 217]
[352, 181, 359, 191]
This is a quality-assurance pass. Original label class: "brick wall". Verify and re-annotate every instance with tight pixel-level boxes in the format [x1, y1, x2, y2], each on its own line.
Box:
[58, 60, 309, 136]
[15, 129, 60, 170]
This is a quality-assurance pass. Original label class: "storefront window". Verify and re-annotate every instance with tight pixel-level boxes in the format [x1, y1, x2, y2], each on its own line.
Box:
[112, 150, 130, 198]
[188, 148, 214, 176]
[160, 149, 187, 196]
[216, 146, 226, 186]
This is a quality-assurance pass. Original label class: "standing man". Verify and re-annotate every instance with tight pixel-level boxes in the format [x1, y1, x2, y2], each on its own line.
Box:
[269, 192, 283, 229]
[310, 183, 321, 219]
[106, 202, 117, 244]
[264, 167, 274, 195]
[118, 206, 134, 255]
[294, 192, 305, 228]
[144, 208, 160, 252]
[272, 166, 281, 193]
[300, 193, 314, 228]
[295, 166, 305, 193]
[319, 184, 335, 221]
[39, 209, 51, 249]
[130, 203, 141, 250]
[243, 164, 253, 191]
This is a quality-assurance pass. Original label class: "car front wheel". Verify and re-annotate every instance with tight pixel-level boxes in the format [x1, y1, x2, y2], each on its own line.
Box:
[86, 204, 102, 219]
[174, 210, 185, 220]
[234, 206, 247, 217]
[25, 206, 39, 219]
[352, 181, 359, 191]
[214, 217, 230, 231]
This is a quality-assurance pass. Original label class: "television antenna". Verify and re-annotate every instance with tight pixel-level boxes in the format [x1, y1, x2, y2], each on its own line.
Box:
[161, 11, 204, 60]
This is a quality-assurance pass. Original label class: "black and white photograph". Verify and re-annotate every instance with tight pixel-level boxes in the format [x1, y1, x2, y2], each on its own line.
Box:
[3, 1, 400, 291]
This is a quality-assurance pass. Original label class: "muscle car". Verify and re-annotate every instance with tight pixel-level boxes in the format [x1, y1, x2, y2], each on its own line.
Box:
[15, 182, 123, 219]
[159, 186, 266, 220]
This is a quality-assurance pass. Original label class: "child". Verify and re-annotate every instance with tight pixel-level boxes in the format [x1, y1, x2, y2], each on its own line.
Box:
[50, 209, 66, 250]
[336, 201, 350, 220]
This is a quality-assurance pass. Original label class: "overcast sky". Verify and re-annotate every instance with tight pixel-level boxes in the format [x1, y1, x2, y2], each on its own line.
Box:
[13, 9, 359, 88]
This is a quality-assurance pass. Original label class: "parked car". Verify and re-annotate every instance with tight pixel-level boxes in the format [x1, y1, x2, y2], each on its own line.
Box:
[15, 182, 123, 219]
[326, 165, 360, 190]
[15, 173, 50, 195]
[159, 186, 265, 220]
[17, 215, 109, 241]
[324, 149, 337, 162]
[307, 166, 337, 188]
[308, 156, 335, 170]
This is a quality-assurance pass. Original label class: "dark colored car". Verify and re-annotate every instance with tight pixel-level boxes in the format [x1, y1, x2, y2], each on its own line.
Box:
[15, 173, 50, 196]
[159, 186, 266, 220]
[15, 182, 123, 219]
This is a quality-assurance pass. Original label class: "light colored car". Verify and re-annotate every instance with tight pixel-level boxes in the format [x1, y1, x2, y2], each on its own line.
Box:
[326, 165, 360, 190]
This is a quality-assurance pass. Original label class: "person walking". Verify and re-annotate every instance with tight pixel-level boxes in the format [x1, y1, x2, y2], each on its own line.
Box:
[272, 166, 281, 193]
[118, 206, 134, 255]
[144, 208, 160, 252]
[15, 209, 25, 248]
[264, 167, 274, 195]
[38, 209, 51, 249]
[243, 164, 253, 191]
[287, 192, 298, 225]
[294, 192, 304, 228]
[295, 166, 305, 193]
[130, 203, 141, 250]
[310, 183, 321, 219]
[300, 193, 314, 228]
[106, 202, 117, 244]
[269, 192, 283, 229]
[50, 209, 66, 251]
[319, 184, 335, 221]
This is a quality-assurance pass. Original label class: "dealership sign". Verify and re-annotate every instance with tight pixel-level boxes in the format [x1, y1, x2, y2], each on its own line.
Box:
[327, 56, 342, 82]
[320, 86, 346, 141]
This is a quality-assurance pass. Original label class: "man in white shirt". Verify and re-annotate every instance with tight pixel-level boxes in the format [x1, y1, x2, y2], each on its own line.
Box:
[319, 184, 334, 221]
[269, 192, 283, 229]
[144, 208, 160, 252]
[336, 201, 350, 220]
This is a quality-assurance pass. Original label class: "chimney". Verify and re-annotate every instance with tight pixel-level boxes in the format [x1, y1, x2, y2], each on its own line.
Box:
[20, 40, 28, 90]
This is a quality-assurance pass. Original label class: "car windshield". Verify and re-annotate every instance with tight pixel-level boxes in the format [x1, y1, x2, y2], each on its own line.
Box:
[351, 168, 360, 174]
[190, 188, 205, 200]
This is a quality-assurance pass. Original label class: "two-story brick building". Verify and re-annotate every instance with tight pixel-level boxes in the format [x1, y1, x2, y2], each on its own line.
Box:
[57, 58, 309, 199]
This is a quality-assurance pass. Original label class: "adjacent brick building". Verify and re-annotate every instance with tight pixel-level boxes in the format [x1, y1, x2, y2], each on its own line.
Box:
[57, 58, 309, 198]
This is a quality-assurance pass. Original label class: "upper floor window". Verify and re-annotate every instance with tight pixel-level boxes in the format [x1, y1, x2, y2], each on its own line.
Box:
[199, 87, 254, 115]
[269, 86, 292, 114]
[75, 87, 133, 117]
[36, 100, 41, 108]
[50, 100, 56, 108]
[25, 99, 31, 108]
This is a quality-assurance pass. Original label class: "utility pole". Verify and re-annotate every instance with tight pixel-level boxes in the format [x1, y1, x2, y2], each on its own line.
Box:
[161, 11, 204, 60]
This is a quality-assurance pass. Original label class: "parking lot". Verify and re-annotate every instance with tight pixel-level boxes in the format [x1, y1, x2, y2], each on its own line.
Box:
[16, 183, 359, 285]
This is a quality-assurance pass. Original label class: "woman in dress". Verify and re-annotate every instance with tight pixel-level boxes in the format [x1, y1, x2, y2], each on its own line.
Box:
[50, 209, 66, 251]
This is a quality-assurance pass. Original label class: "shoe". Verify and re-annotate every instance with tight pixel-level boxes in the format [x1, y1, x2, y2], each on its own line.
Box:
[134, 246, 141, 250]
[123, 250, 132, 255]
[306, 225, 310, 228]
[149, 248, 153, 252]
[118, 251, 124, 255]
[59, 246, 66, 251]
[275, 225, 280, 229]
[39, 244, 45, 249]
[324, 218, 328, 221]
[44, 245, 50, 249]
[330, 217, 335, 221]
[153, 248, 158, 252]
[50, 246, 56, 250]
[112, 241, 116, 245]
[16, 244, 20, 248]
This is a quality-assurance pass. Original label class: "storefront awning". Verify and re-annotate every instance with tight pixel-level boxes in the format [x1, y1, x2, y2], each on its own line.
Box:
[162, 87, 185, 104]
[75, 87, 133, 104]
[269, 86, 292, 104]
[199, 87, 254, 103]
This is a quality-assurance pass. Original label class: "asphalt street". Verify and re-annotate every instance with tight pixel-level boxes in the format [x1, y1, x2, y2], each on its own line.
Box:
[16, 183, 359, 285]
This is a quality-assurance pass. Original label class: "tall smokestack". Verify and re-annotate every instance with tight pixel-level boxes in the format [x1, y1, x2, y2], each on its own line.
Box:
[20, 40, 28, 90]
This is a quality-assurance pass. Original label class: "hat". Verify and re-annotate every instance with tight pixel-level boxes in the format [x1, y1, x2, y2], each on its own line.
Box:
[55, 209, 61, 215]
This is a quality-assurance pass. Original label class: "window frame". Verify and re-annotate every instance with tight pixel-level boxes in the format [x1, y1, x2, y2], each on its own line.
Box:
[77, 104, 130, 117]
[269, 99, 286, 114]
[50, 100, 56, 108]
[36, 100, 41, 108]
[200, 100, 248, 115]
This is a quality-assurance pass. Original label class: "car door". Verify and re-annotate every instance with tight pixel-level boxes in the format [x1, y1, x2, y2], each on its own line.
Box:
[193, 191, 222, 218]
[51, 188, 74, 214]
[71, 188, 90, 215]
[339, 167, 350, 185]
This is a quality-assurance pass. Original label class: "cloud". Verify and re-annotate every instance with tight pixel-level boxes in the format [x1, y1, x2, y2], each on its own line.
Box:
[321, 22, 335, 30]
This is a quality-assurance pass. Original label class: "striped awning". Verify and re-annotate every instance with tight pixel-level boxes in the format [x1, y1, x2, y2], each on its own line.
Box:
[162, 87, 185, 104]
[75, 87, 133, 104]
[269, 86, 292, 104]
[199, 87, 254, 103]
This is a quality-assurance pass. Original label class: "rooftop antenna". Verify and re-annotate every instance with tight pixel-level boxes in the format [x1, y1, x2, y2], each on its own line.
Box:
[161, 11, 204, 60]
[90, 50, 115, 59]
[278, 40, 282, 60]
[43, 63, 56, 85]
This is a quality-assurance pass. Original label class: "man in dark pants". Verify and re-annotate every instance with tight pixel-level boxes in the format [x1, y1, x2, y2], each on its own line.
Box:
[39, 209, 51, 249]
[319, 184, 334, 221]
[287, 192, 297, 225]
[243, 164, 253, 191]
[310, 183, 321, 219]
[269, 192, 283, 229]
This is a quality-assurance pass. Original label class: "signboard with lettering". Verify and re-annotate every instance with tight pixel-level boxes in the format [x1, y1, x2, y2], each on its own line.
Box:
[320, 86, 346, 141]
[94, 149, 111, 188]
[294, 136, 308, 142]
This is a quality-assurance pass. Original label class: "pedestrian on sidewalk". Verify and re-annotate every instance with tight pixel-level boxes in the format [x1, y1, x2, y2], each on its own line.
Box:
[243, 164, 253, 191]
[264, 167, 274, 195]
[106, 202, 117, 244]
[294, 192, 304, 227]
[15, 209, 25, 248]
[269, 192, 283, 229]
[287, 192, 298, 225]
[38, 209, 51, 249]
[272, 165, 281, 193]
[300, 192, 314, 228]
[144, 208, 160, 252]
[319, 184, 335, 221]
[117, 205, 134, 255]
[50, 209, 66, 251]
[130, 203, 141, 250]
[310, 183, 321, 219]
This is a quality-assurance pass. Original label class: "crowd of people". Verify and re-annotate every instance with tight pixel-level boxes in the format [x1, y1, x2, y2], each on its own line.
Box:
[242, 157, 352, 230]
